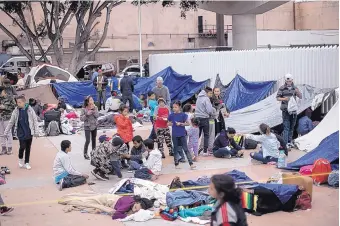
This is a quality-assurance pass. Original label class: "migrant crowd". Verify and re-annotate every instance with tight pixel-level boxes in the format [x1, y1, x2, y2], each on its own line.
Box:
[1, 73, 309, 225]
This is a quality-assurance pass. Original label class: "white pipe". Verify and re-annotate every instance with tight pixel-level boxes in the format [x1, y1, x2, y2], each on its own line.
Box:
[138, 0, 143, 76]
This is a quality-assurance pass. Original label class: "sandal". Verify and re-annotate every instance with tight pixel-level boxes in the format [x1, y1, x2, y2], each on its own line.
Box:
[1, 167, 10, 174]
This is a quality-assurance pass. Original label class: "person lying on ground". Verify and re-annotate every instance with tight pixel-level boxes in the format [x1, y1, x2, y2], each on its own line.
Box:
[91, 135, 120, 181]
[133, 139, 162, 181]
[109, 136, 129, 179]
[297, 108, 314, 136]
[121, 135, 148, 170]
[212, 127, 244, 159]
[209, 174, 248, 226]
[105, 91, 121, 113]
[4, 95, 39, 170]
[112, 195, 154, 220]
[53, 140, 89, 191]
[0, 86, 16, 155]
[0, 194, 14, 216]
[242, 123, 281, 164]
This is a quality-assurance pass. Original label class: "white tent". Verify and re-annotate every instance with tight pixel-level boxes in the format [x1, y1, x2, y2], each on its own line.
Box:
[224, 85, 332, 134]
[294, 100, 339, 152]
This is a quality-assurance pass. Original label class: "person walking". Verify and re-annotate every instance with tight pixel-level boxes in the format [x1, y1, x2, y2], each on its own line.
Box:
[80, 96, 99, 160]
[152, 77, 171, 106]
[0, 87, 16, 155]
[120, 72, 134, 113]
[276, 74, 302, 145]
[93, 69, 108, 110]
[195, 87, 216, 156]
[4, 95, 39, 170]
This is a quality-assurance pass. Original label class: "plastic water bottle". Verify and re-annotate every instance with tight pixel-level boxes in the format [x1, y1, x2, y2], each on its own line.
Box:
[277, 150, 287, 168]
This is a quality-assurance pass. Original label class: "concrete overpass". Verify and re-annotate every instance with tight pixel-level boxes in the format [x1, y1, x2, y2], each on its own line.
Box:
[198, 1, 289, 50]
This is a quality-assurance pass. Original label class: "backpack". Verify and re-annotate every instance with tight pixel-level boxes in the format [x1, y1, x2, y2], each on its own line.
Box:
[299, 165, 313, 176]
[46, 121, 60, 136]
[311, 158, 332, 185]
[244, 139, 258, 150]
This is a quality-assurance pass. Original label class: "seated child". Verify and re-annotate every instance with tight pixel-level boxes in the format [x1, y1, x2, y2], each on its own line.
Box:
[297, 108, 314, 136]
[212, 127, 244, 159]
[110, 136, 129, 178]
[53, 140, 89, 191]
[133, 139, 162, 181]
[244, 123, 281, 164]
[121, 135, 148, 170]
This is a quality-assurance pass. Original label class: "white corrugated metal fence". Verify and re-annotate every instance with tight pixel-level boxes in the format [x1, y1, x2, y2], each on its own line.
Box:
[149, 47, 339, 89]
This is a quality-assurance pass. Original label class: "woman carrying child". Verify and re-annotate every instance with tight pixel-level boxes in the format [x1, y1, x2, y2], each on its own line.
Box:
[168, 100, 196, 170]
[114, 104, 133, 150]
[80, 96, 99, 160]
[211, 87, 230, 135]
[209, 174, 248, 226]
[154, 97, 173, 158]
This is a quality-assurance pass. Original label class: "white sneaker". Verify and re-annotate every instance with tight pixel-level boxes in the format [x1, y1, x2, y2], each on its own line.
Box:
[24, 163, 31, 170]
[18, 159, 24, 168]
[203, 153, 209, 157]
[58, 178, 64, 191]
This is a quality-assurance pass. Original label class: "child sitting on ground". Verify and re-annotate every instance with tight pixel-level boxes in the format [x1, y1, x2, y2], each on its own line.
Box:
[133, 139, 162, 181]
[187, 117, 200, 161]
[109, 136, 129, 179]
[53, 140, 89, 191]
[209, 174, 248, 226]
[121, 135, 148, 171]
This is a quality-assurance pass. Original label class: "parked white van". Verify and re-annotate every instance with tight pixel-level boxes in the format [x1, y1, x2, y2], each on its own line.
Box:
[0, 56, 52, 74]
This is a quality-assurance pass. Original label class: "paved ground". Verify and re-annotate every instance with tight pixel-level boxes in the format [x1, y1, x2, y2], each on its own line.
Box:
[0, 126, 338, 226]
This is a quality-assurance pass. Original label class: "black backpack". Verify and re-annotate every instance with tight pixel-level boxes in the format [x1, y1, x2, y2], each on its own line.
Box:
[244, 139, 258, 150]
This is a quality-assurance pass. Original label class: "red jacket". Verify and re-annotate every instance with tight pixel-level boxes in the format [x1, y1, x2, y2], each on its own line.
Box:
[114, 114, 133, 143]
[154, 106, 170, 130]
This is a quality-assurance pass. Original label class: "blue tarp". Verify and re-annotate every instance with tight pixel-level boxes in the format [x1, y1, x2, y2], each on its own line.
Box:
[257, 183, 299, 204]
[223, 74, 275, 111]
[134, 67, 209, 103]
[52, 81, 142, 110]
[287, 131, 339, 169]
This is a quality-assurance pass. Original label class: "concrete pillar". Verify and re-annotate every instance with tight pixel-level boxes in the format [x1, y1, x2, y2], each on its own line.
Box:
[216, 13, 225, 46]
[232, 14, 257, 50]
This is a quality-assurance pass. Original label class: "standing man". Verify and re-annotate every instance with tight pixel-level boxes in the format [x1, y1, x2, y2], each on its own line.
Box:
[276, 74, 302, 145]
[195, 86, 216, 156]
[144, 58, 149, 77]
[91, 67, 99, 81]
[152, 77, 171, 106]
[120, 72, 134, 113]
[93, 69, 108, 111]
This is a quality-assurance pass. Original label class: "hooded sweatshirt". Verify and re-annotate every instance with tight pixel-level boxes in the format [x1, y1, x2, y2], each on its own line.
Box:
[145, 149, 162, 175]
[195, 90, 216, 118]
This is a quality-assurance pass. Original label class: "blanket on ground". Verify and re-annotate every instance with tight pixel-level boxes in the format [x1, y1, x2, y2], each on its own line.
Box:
[109, 178, 169, 206]
[58, 192, 120, 214]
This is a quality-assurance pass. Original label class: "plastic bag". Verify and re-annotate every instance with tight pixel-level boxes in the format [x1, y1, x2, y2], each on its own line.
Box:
[287, 97, 298, 114]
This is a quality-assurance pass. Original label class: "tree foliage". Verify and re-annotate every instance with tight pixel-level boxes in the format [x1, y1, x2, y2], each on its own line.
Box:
[0, 0, 200, 75]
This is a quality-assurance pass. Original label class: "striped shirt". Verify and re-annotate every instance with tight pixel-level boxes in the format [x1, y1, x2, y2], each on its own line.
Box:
[276, 84, 298, 111]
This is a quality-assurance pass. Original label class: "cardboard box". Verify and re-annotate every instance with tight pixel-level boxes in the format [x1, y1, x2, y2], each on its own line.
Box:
[282, 172, 313, 201]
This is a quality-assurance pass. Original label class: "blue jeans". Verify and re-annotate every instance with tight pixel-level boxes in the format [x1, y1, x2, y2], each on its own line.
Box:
[213, 147, 238, 158]
[250, 151, 278, 164]
[130, 160, 142, 170]
[149, 116, 157, 140]
[172, 136, 193, 166]
[110, 161, 122, 178]
[282, 111, 297, 144]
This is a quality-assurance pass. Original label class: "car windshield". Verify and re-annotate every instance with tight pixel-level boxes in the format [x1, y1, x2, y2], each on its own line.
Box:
[34, 66, 70, 82]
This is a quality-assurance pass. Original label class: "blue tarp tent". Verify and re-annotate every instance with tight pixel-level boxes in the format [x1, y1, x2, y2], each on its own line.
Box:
[222, 74, 275, 111]
[52, 81, 142, 110]
[134, 67, 209, 103]
[287, 131, 339, 169]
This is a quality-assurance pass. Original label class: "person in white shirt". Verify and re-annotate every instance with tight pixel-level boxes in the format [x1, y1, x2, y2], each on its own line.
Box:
[16, 73, 25, 90]
[243, 123, 280, 164]
[105, 91, 121, 112]
[134, 139, 162, 181]
[53, 140, 89, 191]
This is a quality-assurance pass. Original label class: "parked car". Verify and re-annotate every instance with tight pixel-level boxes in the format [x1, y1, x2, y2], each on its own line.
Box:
[0, 56, 52, 74]
[117, 64, 145, 78]
[76, 62, 116, 80]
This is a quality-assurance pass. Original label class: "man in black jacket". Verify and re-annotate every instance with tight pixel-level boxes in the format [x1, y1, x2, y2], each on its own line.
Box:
[212, 128, 244, 158]
[120, 72, 134, 112]
[93, 69, 108, 110]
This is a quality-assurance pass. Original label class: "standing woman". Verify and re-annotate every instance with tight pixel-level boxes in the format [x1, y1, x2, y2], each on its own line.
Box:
[80, 96, 99, 160]
[211, 87, 230, 136]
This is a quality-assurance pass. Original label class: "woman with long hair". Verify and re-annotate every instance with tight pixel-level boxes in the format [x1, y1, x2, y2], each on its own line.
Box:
[80, 96, 99, 160]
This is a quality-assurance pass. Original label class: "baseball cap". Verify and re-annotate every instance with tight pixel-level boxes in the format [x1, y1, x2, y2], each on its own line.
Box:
[285, 74, 293, 81]
[156, 77, 163, 82]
